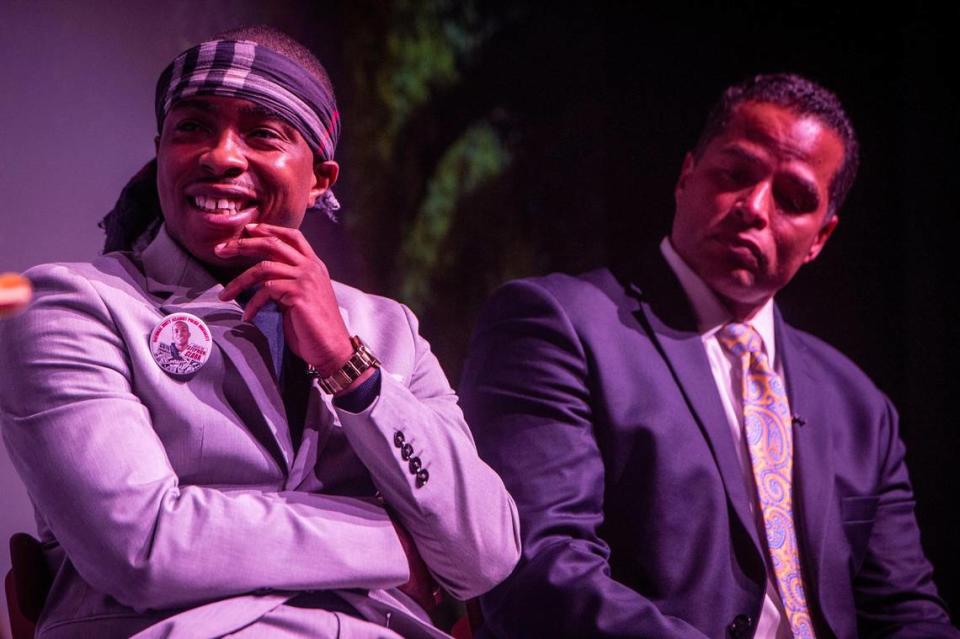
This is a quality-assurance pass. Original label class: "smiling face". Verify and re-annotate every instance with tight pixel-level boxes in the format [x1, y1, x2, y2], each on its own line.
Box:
[156, 95, 337, 269]
[670, 101, 844, 319]
[173, 321, 190, 350]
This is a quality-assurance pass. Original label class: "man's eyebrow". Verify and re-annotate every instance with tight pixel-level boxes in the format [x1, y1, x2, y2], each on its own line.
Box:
[719, 145, 766, 165]
[239, 104, 300, 136]
[720, 144, 822, 204]
[721, 143, 812, 170]
[169, 100, 286, 123]
[779, 172, 821, 208]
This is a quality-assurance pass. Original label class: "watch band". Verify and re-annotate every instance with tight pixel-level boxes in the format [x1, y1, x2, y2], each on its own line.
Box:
[308, 335, 381, 394]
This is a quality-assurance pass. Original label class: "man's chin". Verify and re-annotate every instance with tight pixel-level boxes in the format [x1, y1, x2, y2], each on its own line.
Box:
[709, 273, 773, 318]
[190, 247, 256, 280]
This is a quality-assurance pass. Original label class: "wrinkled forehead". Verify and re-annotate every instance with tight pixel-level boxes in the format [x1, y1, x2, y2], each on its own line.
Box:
[715, 101, 845, 171]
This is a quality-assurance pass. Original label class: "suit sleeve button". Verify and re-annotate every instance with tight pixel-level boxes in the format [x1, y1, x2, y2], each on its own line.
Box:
[415, 469, 429, 487]
[409, 457, 422, 473]
[727, 614, 752, 638]
[393, 431, 405, 447]
[401, 443, 413, 461]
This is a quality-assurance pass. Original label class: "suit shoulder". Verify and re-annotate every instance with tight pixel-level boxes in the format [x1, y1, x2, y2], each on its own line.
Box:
[21, 253, 150, 310]
[784, 322, 887, 402]
[329, 280, 425, 356]
[23, 252, 138, 290]
[509, 268, 620, 295]
[331, 279, 410, 319]
[488, 268, 627, 317]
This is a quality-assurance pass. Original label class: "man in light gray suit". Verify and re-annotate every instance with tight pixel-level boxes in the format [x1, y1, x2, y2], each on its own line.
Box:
[0, 26, 520, 638]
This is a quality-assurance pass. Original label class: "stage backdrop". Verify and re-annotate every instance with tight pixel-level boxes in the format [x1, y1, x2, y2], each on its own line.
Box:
[2, 2, 957, 637]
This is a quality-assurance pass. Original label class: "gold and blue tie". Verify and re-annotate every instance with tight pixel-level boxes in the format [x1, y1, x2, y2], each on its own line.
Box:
[718, 323, 814, 639]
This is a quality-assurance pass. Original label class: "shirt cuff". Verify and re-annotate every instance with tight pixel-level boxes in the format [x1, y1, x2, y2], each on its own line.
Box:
[332, 368, 382, 413]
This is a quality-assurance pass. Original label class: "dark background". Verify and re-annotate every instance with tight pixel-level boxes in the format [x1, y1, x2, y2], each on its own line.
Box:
[2, 1, 957, 633]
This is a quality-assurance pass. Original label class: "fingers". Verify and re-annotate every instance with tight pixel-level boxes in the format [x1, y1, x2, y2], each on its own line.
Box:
[240, 279, 305, 321]
[240, 281, 291, 322]
[219, 260, 299, 302]
[214, 234, 304, 265]
[243, 223, 319, 260]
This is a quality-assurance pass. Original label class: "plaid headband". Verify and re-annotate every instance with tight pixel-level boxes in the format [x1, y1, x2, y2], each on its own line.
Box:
[155, 39, 340, 161]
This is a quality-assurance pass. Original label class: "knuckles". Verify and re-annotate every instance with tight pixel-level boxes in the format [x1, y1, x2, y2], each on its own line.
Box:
[311, 257, 330, 277]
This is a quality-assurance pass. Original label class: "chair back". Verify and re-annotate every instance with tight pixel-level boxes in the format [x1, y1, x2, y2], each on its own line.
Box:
[6, 532, 51, 639]
[450, 598, 484, 639]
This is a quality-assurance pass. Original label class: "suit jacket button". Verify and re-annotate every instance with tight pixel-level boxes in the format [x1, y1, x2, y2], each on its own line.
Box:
[401, 443, 414, 461]
[393, 431, 405, 447]
[727, 614, 752, 638]
[409, 456, 422, 473]
[415, 469, 429, 487]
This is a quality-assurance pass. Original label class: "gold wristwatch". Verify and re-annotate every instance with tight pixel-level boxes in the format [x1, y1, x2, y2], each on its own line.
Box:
[308, 335, 381, 394]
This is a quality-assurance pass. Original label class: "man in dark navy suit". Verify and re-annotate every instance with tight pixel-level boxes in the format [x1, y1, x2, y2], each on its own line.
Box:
[461, 73, 958, 638]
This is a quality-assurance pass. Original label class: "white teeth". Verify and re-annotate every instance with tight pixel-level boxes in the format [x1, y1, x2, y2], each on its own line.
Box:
[193, 196, 248, 212]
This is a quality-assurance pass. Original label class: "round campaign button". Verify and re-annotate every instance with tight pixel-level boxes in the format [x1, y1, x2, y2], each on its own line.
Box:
[150, 313, 212, 376]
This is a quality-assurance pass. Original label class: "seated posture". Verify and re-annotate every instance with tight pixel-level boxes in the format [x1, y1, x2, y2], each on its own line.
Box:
[460, 74, 958, 638]
[0, 26, 519, 639]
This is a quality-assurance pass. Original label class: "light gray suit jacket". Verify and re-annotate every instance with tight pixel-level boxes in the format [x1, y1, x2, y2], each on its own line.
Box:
[0, 227, 520, 638]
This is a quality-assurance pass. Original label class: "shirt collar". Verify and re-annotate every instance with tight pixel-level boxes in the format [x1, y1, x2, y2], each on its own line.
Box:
[659, 236, 777, 365]
[140, 224, 219, 292]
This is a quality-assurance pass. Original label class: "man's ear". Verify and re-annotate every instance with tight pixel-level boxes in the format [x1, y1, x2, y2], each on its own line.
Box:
[310, 160, 340, 205]
[674, 152, 696, 204]
[804, 214, 839, 264]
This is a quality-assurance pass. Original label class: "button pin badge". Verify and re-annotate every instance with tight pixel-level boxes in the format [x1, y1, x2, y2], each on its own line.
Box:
[150, 312, 212, 376]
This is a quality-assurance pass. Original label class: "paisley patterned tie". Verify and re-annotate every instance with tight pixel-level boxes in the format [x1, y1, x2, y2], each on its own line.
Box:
[717, 323, 814, 639]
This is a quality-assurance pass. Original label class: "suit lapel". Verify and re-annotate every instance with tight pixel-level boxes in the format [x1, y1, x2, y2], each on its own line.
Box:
[622, 251, 763, 555]
[777, 312, 835, 611]
[140, 227, 295, 473]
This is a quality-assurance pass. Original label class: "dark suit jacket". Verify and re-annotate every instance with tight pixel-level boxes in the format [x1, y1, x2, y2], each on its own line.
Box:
[460, 254, 957, 639]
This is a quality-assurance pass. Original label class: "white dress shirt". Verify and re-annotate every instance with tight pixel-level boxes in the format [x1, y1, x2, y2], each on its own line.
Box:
[660, 237, 794, 639]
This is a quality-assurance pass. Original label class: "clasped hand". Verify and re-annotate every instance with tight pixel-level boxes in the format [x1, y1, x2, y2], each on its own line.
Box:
[216, 223, 353, 378]
[216, 224, 436, 608]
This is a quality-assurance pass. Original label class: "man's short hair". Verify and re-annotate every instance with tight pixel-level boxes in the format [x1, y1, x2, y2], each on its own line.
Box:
[693, 73, 860, 217]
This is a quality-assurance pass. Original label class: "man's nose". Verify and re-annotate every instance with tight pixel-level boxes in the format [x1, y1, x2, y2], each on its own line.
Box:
[199, 130, 247, 175]
[734, 181, 772, 227]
